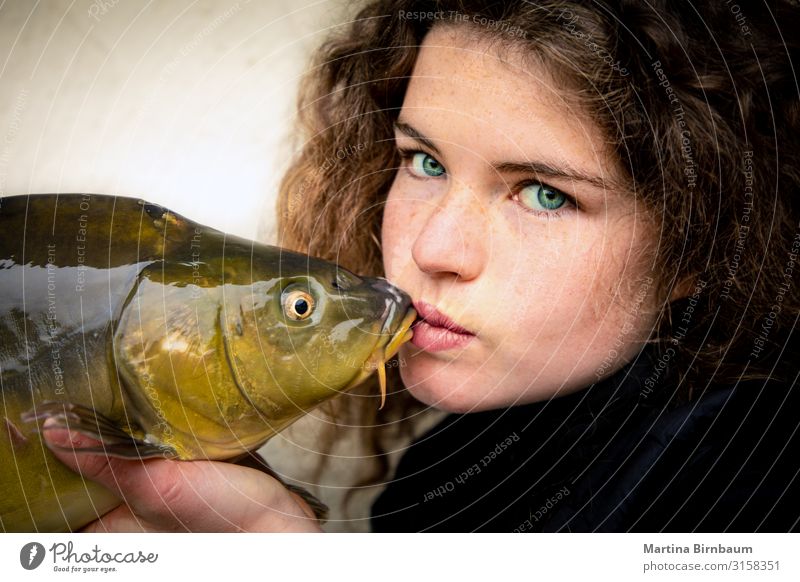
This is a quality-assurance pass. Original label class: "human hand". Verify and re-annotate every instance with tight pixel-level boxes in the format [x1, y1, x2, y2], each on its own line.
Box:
[43, 424, 323, 533]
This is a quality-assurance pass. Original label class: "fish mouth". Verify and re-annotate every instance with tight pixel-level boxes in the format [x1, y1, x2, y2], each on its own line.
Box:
[344, 307, 417, 409]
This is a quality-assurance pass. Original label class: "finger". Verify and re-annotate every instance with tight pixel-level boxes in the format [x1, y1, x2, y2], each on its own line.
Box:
[79, 504, 147, 533]
[234, 452, 324, 520]
[43, 425, 320, 531]
[288, 491, 318, 520]
[42, 425, 184, 529]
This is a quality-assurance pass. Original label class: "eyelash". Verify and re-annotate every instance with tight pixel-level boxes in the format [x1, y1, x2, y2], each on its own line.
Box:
[395, 146, 579, 218]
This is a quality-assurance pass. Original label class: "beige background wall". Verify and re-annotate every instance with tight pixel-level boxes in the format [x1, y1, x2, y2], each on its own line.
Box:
[0, 0, 351, 241]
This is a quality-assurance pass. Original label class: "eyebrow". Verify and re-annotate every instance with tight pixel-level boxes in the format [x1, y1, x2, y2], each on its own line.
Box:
[393, 120, 611, 190]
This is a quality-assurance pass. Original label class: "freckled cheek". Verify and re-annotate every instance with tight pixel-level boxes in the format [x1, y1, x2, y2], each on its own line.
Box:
[516, 232, 651, 348]
[484, 237, 605, 335]
[381, 184, 425, 282]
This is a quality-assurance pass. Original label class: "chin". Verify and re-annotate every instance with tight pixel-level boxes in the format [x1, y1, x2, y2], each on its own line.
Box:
[400, 355, 575, 412]
[399, 365, 507, 413]
[406, 386, 479, 413]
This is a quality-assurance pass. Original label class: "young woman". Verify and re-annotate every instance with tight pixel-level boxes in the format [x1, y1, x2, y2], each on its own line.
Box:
[47, 0, 800, 531]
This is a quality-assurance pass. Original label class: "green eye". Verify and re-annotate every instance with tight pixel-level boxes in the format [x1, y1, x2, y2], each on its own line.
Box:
[518, 183, 567, 212]
[409, 152, 445, 177]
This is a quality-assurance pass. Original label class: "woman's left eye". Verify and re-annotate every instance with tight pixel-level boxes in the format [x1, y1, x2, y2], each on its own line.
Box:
[516, 182, 570, 212]
[407, 151, 445, 178]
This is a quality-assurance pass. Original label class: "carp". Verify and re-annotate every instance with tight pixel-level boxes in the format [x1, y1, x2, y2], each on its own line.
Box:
[0, 194, 415, 532]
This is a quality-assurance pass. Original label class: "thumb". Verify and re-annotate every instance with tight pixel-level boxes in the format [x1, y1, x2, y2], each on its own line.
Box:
[42, 422, 132, 494]
[41, 422, 194, 528]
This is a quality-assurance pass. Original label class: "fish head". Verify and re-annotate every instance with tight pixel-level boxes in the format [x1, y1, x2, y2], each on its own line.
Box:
[113, 243, 416, 459]
[222, 248, 416, 423]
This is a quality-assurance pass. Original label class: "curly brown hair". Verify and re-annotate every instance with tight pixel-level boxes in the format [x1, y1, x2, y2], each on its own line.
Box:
[275, 0, 800, 504]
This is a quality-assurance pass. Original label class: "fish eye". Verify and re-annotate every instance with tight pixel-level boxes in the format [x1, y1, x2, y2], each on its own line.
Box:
[283, 289, 315, 321]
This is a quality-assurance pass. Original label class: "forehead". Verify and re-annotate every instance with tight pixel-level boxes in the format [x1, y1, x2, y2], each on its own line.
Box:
[411, 25, 558, 103]
[402, 25, 617, 179]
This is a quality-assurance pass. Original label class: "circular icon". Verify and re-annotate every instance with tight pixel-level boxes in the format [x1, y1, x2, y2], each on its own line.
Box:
[20, 542, 46, 570]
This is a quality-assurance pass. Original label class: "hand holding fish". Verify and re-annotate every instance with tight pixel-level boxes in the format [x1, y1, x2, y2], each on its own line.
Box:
[43, 424, 323, 532]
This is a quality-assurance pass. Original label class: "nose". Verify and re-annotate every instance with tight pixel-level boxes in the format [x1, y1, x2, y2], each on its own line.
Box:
[411, 185, 488, 280]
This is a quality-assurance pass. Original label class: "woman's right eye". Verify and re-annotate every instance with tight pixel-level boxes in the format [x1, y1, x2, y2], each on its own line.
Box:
[398, 148, 446, 178]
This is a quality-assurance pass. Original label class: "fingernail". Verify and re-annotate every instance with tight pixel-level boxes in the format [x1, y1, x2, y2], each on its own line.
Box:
[42, 419, 86, 448]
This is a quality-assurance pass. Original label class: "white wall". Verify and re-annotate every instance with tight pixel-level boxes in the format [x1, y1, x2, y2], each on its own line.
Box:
[0, 0, 352, 241]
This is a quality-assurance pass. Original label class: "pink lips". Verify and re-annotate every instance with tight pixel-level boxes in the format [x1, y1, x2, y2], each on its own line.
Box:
[410, 300, 475, 352]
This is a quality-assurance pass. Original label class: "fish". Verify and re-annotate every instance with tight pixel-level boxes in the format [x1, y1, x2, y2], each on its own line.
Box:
[0, 193, 416, 532]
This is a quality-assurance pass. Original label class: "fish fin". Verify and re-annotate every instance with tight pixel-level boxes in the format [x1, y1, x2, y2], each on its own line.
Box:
[234, 451, 329, 524]
[21, 401, 177, 460]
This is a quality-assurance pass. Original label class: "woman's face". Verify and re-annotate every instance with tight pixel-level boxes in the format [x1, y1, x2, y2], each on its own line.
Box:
[382, 25, 661, 413]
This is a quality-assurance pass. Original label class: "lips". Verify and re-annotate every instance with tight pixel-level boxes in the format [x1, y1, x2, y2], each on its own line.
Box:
[410, 300, 475, 352]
